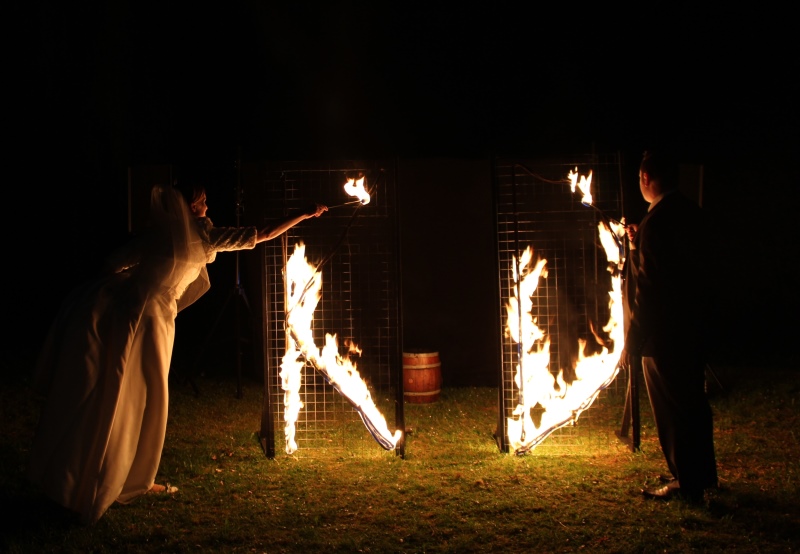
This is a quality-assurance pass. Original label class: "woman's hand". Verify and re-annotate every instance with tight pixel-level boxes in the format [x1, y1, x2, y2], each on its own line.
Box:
[307, 203, 328, 218]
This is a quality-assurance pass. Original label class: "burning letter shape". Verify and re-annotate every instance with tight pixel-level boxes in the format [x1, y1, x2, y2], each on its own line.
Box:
[506, 220, 624, 454]
[280, 243, 402, 454]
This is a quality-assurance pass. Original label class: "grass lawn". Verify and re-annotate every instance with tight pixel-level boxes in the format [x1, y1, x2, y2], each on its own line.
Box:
[1, 362, 798, 553]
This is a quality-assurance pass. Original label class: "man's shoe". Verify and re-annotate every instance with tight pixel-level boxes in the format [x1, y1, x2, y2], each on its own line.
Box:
[642, 479, 680, 500]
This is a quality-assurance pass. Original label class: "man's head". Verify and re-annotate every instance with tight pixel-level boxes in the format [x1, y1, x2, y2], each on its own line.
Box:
[639, 149, 678, 203]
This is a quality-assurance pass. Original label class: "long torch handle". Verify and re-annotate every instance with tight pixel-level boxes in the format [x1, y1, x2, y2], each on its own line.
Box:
[327, 200, 363, 209]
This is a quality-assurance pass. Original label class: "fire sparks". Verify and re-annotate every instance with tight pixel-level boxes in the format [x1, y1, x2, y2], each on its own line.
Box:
[343, 176, 370, 205]
[505, 170, 624, 454]
[279, 243, 402, 454]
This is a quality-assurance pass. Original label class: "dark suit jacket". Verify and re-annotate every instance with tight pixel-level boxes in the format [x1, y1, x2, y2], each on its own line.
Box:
[624, 190, 710, 358]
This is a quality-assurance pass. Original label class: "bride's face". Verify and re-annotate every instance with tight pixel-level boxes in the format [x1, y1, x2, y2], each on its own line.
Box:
[191, 193, 208, 218]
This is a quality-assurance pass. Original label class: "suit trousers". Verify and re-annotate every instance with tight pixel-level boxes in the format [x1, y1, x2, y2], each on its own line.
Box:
[641, 353, 718, 493]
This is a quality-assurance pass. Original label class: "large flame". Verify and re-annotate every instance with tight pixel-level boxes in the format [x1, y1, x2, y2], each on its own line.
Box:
[279, 243, 401, 454]
[506, 171, 624, 454]
[344, 176, 370, 205]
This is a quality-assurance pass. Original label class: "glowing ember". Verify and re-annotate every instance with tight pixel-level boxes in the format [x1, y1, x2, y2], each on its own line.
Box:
[343, 176, 370, 205]
[505, 189, 625, 454]
[280, 242, 401, 454]
[567, 168, 593, 205]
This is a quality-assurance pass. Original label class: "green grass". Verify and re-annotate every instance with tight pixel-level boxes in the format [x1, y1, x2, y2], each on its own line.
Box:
[1, 364, 798, 553]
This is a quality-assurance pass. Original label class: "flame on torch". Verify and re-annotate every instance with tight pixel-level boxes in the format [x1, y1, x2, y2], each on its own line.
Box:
[568, 167, 593, 206]
[344, 176, 370, 205]
[280, 242, 401, 454]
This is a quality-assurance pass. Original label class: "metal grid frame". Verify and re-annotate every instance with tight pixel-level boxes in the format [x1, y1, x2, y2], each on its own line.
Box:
[248, 160, 402, 458]
[493, 153, 626, 454]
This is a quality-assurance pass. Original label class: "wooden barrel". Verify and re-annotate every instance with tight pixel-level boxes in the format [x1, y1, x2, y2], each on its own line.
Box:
[403, 351, 442, 404]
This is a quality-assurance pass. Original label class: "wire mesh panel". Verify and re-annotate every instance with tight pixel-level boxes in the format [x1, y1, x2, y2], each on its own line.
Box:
[493, 153, 626, 454]
[246, 160, 402, 457]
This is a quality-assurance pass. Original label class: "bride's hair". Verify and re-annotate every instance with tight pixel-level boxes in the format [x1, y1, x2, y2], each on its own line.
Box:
[173, 182, 207, 209]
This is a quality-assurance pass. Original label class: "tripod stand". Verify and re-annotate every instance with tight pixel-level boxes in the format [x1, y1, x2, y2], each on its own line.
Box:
[189, 162, 251, 399]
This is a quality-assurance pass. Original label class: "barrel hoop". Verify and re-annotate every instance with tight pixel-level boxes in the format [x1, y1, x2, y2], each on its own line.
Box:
[403, 363, 441, 370]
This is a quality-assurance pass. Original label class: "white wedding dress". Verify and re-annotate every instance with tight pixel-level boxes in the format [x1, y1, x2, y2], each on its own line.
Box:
[28, 185, 258, 525]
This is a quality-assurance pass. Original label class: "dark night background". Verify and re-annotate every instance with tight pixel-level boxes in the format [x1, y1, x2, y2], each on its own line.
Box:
[8, 3, 798, 383]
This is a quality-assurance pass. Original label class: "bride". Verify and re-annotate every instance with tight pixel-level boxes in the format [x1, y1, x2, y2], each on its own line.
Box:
[28, 184, 326, 524]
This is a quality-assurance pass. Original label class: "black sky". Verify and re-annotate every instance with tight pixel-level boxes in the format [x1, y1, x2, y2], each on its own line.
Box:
[28, 3, 798, 166]
[10, 2, 799, 371]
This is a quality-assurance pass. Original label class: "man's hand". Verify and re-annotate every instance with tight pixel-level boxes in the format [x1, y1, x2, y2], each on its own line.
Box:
[619, 346, 642, 372]
[626, 223, 639, 242]
[619, 347, 632, 370]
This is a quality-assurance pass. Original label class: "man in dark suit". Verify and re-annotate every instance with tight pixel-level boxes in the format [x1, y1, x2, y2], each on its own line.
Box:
[621, 149, 718, 503]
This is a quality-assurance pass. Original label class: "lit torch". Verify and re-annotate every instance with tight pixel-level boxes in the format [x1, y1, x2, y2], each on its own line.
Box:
[568, 167, 593, 205]
[344, 175, 370, 205]
[568, 167, 626, 261]
[328, 175, 371, 209]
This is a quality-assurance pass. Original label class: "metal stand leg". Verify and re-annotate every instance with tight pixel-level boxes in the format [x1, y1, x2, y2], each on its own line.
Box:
[705, 363, 724, 394]
[617, 359, 641, 452]
[183, 271, 250, 398]
[186, 155, 251, 398]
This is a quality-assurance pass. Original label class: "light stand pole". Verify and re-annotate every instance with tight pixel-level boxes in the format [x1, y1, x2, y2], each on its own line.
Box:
[231, 161, 248, 399]
[191, 152, 250, 399]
